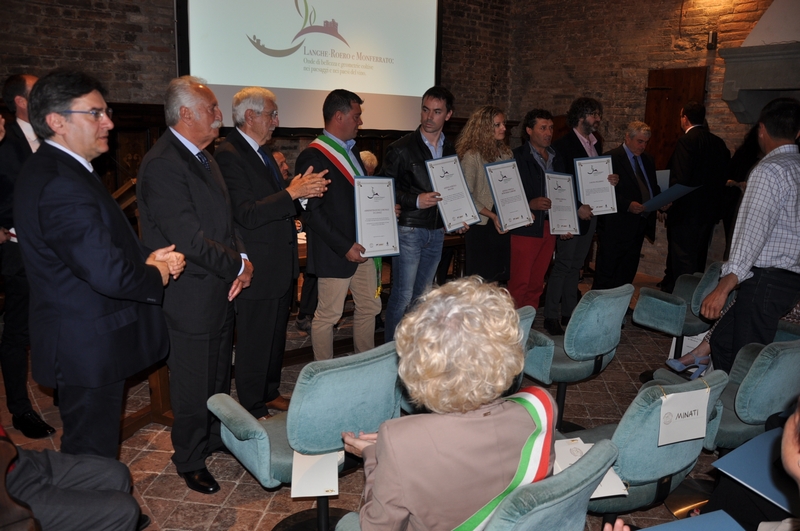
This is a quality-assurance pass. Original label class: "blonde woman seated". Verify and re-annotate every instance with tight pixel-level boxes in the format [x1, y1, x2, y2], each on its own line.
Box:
[341, 277, 557, 531]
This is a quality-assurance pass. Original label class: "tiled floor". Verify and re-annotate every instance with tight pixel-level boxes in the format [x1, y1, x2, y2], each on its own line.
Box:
[0, 272, 720, 531]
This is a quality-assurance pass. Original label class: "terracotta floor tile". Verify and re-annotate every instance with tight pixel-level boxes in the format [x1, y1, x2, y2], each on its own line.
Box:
[184, 480, 237, 505]
[143, 497, 181, 526]
[144, 473, 190, 501]
[255, 511, 289, 531]
[162, 501, 220, 531]
[130, 450, 174, 474]
[267, 489, 313, 514]
[208, 508, 265, 531]
[208, 455, 247, 482]
[224, 482, 273, 511]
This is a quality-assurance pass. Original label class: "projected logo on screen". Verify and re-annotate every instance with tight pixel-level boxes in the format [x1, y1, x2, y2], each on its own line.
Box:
[248, 0, 349, 58]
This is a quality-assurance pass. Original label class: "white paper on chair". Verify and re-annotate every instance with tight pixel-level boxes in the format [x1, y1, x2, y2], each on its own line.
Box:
[554, 438, 627, 498]
[658, 388, 708, 446]
[290, 451, 343, 498]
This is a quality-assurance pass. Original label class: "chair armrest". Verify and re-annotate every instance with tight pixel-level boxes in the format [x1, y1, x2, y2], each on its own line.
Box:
[632, 288, 686, 337]
[728, 343, 764, 386]
[704, 399, 724, 451]
[650, 368, 688, 385]
[208, 393, 268, 442]
[334, 512, 361, 531]
[523, 330, 555, 385]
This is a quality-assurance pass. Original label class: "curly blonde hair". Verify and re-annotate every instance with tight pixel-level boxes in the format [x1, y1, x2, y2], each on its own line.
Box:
[455, 105, 512, 162]
[396, 277, 524, 414]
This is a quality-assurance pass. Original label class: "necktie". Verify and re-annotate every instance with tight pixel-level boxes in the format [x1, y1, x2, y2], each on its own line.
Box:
[196, 151, 211, 172]
[632, 155, 652, 202]
[257, 148, 283, 186]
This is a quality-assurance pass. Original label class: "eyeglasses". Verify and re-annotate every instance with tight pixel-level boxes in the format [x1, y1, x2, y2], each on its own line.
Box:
[59, 108, 113, 121]
[257, 110, 279, 119]
[589, 111, 602, 119]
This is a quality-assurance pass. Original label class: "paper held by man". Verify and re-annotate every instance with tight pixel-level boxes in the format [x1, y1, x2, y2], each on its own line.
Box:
[484, 160, 534, 232]
[574, 156, 617, 215]
[354, 176, 400, 258]
[426, 155, 481, 232]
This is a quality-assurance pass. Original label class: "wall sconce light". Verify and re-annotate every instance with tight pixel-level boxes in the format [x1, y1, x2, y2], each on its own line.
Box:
[707, 31, 718, 50]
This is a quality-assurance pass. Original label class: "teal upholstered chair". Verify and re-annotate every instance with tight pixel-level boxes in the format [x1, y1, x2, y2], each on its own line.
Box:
[400, 306, 537, 414]
[567, 369, 728, 520]
[524, 285, 634, 430]
[686, 340, 800, 452]
[632, 262, 724, 359]
[207, 342, 401, 528]
[334, 439, 619, 531]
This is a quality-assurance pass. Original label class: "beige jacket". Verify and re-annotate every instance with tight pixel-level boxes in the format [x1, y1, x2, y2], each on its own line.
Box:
[460, 150, 513, 226]
[359, 394, 556, 531]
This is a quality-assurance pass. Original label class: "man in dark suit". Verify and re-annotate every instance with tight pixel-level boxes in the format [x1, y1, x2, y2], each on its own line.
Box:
[594, 121, 662, 290]
[0, 73, 56, 439]
[661, 101, 730, 293]
[544, 97, 617, 335]
[14, 69, 183, 458]
[215, 87, 329, 419]
[296, 89, 382, 360]
[137, 76, 253, 494]
[509, 108, 558, 310]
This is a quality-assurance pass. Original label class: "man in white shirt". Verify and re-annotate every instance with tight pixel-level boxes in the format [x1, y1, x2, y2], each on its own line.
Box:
[701, 97, 800, 373]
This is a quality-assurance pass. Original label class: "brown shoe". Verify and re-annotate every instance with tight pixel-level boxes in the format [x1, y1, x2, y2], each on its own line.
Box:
[265, 395, 291, 411]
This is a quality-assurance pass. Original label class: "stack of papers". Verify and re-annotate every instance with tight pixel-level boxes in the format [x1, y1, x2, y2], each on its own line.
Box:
[554, 438, 627, 498]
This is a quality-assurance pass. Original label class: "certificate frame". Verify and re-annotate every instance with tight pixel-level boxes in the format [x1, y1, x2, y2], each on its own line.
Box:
[354, 176, 400, 258]
[426, 155, 481, 232]
[545, 172, 580, 235]
[574, 156, 617, 215]
[484, 160, 533, 232]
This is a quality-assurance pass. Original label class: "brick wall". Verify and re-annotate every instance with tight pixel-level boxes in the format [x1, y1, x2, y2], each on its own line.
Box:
[0, 0, 175, 104]
[1, 0, 776, 278]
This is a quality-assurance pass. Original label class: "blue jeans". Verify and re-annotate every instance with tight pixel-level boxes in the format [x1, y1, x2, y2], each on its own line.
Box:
[384, 226, 445, 341]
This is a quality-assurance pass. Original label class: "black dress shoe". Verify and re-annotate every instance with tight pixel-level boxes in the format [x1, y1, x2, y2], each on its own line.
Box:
[543, 318, 564, 336]
[12, 411, 56, 439]
[137, 513, 151, 531]
[179, 467, 220, 494]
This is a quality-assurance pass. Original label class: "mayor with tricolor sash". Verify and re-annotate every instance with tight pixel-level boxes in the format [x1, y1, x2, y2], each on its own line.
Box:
[296, 89, 382, 361]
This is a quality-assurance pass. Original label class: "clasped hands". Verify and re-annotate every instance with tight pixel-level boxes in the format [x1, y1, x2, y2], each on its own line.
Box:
[342, 431, 378, 457]
[287, 166, 331, 200]
[147, 244, 186, 286]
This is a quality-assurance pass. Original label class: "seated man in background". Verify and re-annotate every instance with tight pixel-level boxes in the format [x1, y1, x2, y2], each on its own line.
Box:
[342, 277, 556, 530]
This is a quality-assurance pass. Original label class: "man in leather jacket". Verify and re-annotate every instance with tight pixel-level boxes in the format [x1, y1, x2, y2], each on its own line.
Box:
[381, 87, 460, 340]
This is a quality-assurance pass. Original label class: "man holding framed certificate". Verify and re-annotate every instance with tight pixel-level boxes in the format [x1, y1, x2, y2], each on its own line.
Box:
[381, 87, 462, 341]
[509, 109, 558, 310]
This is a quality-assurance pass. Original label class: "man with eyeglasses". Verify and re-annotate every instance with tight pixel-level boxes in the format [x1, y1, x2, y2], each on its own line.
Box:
[14, 69, 185, 459]
[544, 97, 617, 335]
[0, 74, 58, 441]
[215, 87, 329, 421]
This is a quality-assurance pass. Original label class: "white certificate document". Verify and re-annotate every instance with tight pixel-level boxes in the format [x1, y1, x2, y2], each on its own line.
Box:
[545, 172, 579, 235]
[354, 177, 400, 258]
[426, 155, 481, 232]
[574, 156, 617, 215]
[484, 160, 533, 232]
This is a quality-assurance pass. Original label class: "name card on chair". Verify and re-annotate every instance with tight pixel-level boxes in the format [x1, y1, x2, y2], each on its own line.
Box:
[658, 388, 708, 446]
[290, 451, 344, 498]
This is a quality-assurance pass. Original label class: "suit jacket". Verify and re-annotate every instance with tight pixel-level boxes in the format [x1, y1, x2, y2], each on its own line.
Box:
[552, 129, 603, 235]
[358, 396, 556, 531]
[137, 129, 245, 332]
[603, 145, 660, 241]
[14, 143, 167, 388]
[511, 142, 555, 238]
[215, 129, 299, 300]
[0, 120, 34, 228]
[667, 126, 730, 227]
[296, 141, 365, 279]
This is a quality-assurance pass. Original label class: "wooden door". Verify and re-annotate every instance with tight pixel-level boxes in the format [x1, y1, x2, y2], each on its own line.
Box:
[644, 67, 707, 169]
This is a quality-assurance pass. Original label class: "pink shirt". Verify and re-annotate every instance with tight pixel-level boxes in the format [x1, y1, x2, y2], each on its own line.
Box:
[573, 128, 598, 157]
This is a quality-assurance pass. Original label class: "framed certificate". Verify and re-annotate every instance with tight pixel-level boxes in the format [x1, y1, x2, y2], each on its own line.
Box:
[574, 156, 617, 215]
[484, 160, 533, 232]
[354, 177, 400, 258]
[426, 155, 481, 232]
[545, 172, 580, 235]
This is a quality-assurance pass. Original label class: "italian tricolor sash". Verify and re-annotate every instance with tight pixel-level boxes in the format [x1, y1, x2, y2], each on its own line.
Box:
[453, 386, 555, 531]
[309, 135, 361, 185]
